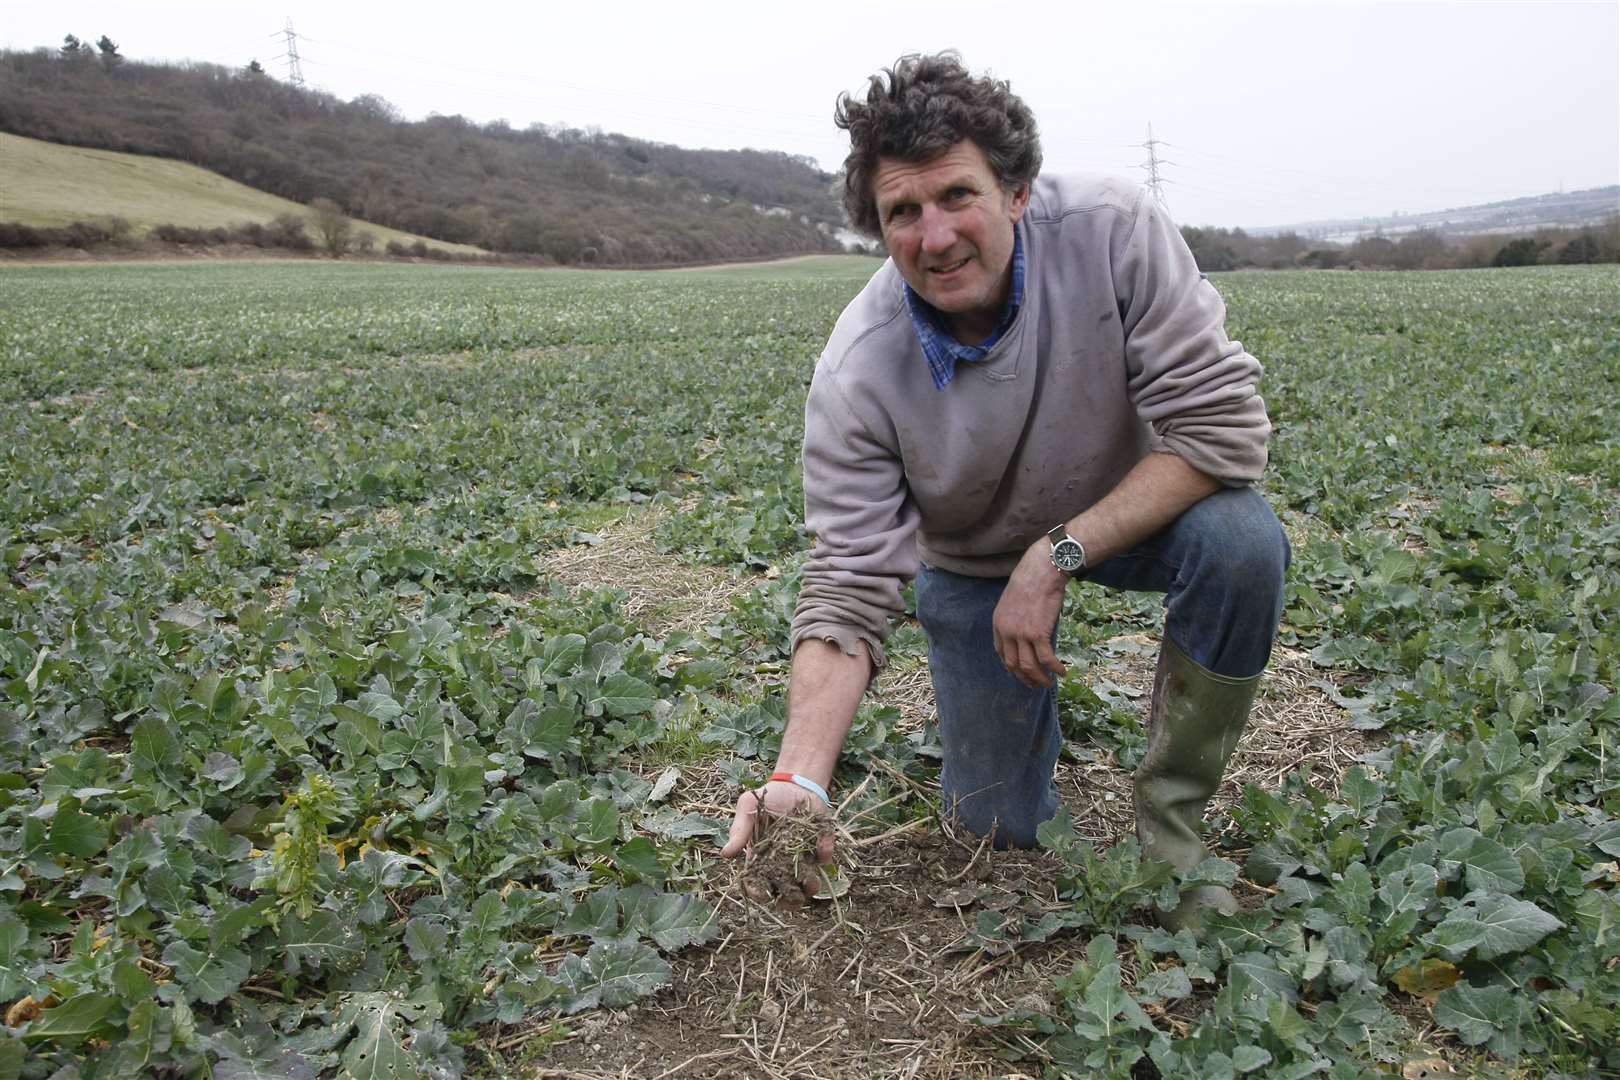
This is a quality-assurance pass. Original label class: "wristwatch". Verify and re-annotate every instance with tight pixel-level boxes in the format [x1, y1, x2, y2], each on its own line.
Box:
[1047, 523, 1087, 576]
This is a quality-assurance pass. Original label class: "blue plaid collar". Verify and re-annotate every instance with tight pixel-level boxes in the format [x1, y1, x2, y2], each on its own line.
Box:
[903, 227, 1025, 391]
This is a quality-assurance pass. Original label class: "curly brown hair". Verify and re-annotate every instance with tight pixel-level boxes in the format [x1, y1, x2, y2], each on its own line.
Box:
[834, 52, 1042, 238]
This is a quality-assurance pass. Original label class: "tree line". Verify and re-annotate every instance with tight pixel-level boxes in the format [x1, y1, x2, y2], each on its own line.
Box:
[1179, 219, 1619, 273]
[0, 44, 847, 265]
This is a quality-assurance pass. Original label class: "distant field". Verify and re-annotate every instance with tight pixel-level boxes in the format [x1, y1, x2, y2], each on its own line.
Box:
[0, 131, 483, 254]
[1, 260, 1616, 1078]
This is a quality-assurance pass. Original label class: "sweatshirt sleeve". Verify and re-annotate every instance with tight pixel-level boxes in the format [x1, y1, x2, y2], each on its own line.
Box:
[788, 361, 919, 670]
[1112, 189, 1271, 484]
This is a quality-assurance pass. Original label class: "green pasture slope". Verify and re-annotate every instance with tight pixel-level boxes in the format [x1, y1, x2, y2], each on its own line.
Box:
[0, 131, 483, 255]
[1, 259, 1617, 1077]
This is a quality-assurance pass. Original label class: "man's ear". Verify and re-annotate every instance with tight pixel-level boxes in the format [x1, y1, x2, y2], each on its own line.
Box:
[1007, 181, 1032, 223]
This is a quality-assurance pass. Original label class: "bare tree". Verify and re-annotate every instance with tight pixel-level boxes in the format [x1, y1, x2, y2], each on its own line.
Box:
[309, 198, 353, 257]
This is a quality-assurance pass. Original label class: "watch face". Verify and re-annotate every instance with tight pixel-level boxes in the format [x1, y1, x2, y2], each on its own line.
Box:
[1051, 539, 1086, 573]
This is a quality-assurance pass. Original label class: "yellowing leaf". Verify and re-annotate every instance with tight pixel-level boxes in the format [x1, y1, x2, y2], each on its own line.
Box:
[1393, 959, 1461, 1001]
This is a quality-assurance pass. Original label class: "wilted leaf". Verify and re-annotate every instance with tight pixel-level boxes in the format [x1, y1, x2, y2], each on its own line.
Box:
[648, 766, 679, 803]
[1392, 958, 1460, 1001]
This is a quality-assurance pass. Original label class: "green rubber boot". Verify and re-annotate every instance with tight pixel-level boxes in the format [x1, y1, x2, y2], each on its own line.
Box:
[1133, 636, 1260, 933]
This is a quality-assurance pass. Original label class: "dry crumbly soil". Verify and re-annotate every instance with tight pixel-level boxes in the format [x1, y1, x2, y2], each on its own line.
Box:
[518, 510, 1389, 1078]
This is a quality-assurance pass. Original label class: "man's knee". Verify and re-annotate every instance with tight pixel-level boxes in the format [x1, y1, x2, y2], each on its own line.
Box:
[1188, 489, 1290, 592]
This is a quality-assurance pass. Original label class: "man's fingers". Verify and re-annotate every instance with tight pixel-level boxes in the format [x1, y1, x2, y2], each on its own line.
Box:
[720, 794, 759, 858]
[1034, 637, 1067, 680]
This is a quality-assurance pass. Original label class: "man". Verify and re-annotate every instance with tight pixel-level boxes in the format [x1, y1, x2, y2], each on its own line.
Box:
[721, 53, 1289, 930]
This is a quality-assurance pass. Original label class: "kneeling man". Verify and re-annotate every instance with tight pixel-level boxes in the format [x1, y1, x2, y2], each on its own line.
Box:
[722, 53, 1290, 930]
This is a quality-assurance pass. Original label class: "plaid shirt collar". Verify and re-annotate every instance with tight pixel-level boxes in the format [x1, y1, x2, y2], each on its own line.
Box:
[902, 227, 1025, 391]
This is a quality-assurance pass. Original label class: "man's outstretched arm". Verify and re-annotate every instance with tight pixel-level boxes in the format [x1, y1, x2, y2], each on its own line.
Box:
[720, 639, 871, 859]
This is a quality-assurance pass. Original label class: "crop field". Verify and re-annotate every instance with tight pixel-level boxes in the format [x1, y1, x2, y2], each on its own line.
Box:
[1, 258, 1617, 1078]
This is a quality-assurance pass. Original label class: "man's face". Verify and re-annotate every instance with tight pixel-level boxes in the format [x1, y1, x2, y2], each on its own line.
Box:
[873, 140, 1031, 344]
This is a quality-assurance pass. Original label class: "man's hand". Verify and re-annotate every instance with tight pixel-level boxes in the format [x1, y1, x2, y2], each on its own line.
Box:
[992, 539, 1071, 688]
[721, 779, 836, 863]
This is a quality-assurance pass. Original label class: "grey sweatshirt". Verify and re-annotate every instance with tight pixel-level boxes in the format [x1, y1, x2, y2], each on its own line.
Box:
[790, 174, 1270, 667]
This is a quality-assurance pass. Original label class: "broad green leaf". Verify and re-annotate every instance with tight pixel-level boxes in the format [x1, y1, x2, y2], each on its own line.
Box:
[618, 887, 718, 951]
[1461, 835, 1524, 895]
[1232, 1045, 1272, 1073]
[504, 700, 579, 760]
[404, 917, 450, 962]
[212, 897, 274, 949]
[579, 798, 620, 846]
[336, 992, 428, 1080]
[20, 993, 118, 1045]
[1226, 950, 1297, 1003]
[1433, 982, 1514, 1046]
[583, 641, 627, 680]
[281, 910, 365, 972]
[130, 715, 184, 779]
[1377, 863, 1438, 915]
[48, 799, 107, 858]
[613, 836, 664, 882]
[560, 888, 621, 941]
[0, 918, 32, 999]
[1081, 960, 1130, 1027]
[593, 673, 658, 719]
[0, 1039, 23, 1080]
[201, 752, 245, 788]
[1338, 766, 1384, 818]
[120, 999, 172, 1071]
[558, 940, 671, 1012]
[1135, 964, 1192, 1002]
[1471, 894, 1563, 960]
[163, 940, 251, 1004]
[533, 634, 586, 685]
[215, 1049, 317, 1080]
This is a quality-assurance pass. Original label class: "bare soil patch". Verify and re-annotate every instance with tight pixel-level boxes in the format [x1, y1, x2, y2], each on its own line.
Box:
[518, 609, 1379, 1076]
[536, 823, 1081, 1079]
[536, 504, 752, 638]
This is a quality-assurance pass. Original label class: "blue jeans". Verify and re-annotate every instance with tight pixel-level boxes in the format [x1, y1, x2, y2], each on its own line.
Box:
[913, 487, 1291, 848]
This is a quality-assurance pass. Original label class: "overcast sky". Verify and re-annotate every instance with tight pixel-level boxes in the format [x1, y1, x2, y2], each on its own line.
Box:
[4, 0, 1616, 228]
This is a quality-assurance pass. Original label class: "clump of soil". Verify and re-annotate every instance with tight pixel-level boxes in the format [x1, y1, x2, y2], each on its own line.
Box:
[737, 800, 849, 908]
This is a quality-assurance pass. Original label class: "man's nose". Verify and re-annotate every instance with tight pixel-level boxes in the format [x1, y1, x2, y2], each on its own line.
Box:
[919, 205, 955, 254]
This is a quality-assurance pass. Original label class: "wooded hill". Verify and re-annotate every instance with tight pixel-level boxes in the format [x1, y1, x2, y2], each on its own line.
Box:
[0, 46, 847, 265]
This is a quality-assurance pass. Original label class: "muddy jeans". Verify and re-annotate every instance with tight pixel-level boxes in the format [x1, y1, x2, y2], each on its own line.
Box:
[913, 487, 1291, 848]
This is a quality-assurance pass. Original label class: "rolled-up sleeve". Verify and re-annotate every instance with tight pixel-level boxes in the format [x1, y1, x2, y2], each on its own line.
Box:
[1113, 191, 1271, 484]
[789, 362, 919, 670]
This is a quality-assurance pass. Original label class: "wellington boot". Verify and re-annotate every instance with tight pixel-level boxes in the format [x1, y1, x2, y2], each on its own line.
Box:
[1133, 636, 1260, 933]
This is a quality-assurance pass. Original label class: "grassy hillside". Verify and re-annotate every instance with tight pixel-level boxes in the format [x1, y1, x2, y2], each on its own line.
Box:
[0, 131, 482, 254]
[0, 49, 846, 265]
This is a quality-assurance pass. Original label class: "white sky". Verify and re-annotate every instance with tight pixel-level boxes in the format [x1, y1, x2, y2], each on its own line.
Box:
[4, 0, 1616, 228]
